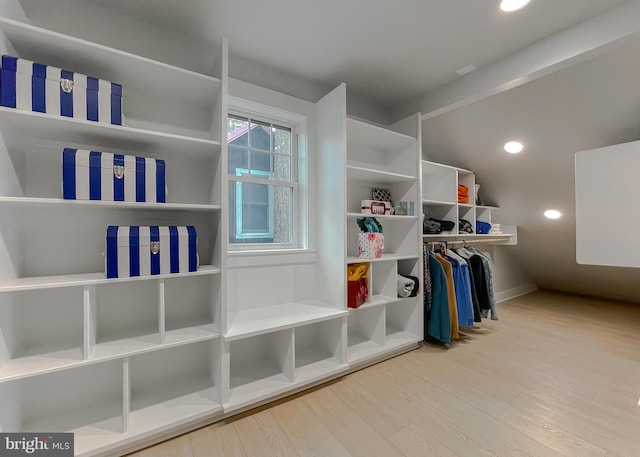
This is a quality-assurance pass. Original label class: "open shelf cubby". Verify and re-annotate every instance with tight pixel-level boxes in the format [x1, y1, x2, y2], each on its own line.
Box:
[0, 287, 84, 381]
[0, 360, 124, 435]
[294, 318, 346, 384]
[226, 330, 294, 411]
[347, 305, 385, 364]
[128, 340, 221, 435]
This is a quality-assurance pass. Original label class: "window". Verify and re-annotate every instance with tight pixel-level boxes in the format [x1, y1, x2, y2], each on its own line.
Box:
[227, 112, 298, 247]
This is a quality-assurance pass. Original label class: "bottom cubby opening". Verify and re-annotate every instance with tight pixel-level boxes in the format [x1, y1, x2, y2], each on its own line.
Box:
[130, 340, 219, 414]
[0, 360, 123, 434]
[295, 319, 344, 370]
[128, 340, 221, 435]
[347, 307, 384, 363]
[229, 330, 293, 390]
[386, 299, 422, 344]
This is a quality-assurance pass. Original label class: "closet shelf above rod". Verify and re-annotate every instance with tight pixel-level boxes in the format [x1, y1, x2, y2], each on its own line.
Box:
[424, 236, 513, 246]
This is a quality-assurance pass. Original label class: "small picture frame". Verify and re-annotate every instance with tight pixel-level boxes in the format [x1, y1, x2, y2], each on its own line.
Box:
[395, 201, 408, 216]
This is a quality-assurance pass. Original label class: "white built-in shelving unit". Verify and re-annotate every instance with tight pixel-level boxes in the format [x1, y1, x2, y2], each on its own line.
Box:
[317, 84, 423, 370]
[0, 7, 428, 455]
[421, 160, 517, 244]
[222, 255, 349, 413]
[0, 3, 227, 455]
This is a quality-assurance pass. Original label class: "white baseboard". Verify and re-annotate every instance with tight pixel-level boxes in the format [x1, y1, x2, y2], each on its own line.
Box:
[495, 283, 538, 303]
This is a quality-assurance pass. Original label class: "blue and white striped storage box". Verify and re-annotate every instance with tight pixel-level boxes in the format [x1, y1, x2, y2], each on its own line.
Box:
[0, 55, 122, 125]
[62, 148, 166, 202]
[106, 226, 198, 278]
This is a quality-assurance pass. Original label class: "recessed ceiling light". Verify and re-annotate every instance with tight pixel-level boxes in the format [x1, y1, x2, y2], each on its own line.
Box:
[504, 141, 523, 154]
[499, 0, 532, 12]
[544, 209, 562, 219]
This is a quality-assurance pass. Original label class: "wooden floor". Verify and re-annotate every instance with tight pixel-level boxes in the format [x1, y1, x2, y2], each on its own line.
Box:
[128, 290, 640, 457]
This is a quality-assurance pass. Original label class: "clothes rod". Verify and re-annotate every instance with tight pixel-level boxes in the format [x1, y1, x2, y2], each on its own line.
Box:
[423, 236, 512, 246]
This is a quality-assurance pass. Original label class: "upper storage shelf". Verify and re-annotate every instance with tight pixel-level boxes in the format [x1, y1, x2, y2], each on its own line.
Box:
[0, 107, 221, 156]
[346, 118, 418, 178]
[0, 17, 221, 109]
[346, 165, 417, 184]
[422, 161, 458, 203]
[346, 118, 415, 151]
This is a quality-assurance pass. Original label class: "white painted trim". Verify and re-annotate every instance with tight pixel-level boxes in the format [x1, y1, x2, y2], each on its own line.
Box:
[495, 283, 538, 303]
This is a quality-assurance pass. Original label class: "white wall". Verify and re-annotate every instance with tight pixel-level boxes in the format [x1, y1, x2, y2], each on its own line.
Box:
[230, 57, 390, 125]
[481, 246, 537, 303]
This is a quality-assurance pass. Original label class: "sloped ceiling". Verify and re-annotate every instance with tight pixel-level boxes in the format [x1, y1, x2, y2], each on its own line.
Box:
[421, 35, 640, 303]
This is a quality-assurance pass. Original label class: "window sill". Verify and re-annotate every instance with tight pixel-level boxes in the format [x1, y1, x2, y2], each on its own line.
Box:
[227, 248, 318, 269]
[228, 247, 317, 257]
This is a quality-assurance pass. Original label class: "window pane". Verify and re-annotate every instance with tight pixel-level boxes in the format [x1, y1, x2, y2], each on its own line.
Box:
[242, 182, 268, 203]
[228, 145, 248, 174]
[242, 204, 269, 232]
[272, 186, 292, 244]
[273, 126, 291, 155]
[250, 150, 271, 174]
[228, 116, 249, 146]
[229, 181, 292, 244]
[273, 153, 291, 181]
[250, 120, 271, 151]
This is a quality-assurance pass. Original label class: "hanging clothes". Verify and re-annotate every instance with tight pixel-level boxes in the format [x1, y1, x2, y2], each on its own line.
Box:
[457, 249, 491, 313]
[454, 248, 482, 322]
[435, 253, 459, 340]
[445, 249, 475, 327]
[423, 244, 432, 315]
[468, 247, 498, 320]
[426, 252, 451, 343]
[423, 242, 500, 345]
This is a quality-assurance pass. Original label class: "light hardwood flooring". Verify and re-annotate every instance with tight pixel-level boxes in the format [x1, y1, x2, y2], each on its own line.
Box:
[128, 290, 640, 457]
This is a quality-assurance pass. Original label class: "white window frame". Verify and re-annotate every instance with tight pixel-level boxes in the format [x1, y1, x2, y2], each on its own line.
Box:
[227, 97, 307, 251]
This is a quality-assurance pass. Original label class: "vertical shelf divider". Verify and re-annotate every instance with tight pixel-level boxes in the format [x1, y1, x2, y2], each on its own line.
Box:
[283, 329, 295, 383]
[220, 340, 231, 405]
[83, 285, 96, 360]
[376, 306, 387, 347]
[338, 316, 348, 364]
[122, 356, 130, 433]
[158, 279, 166, 344]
